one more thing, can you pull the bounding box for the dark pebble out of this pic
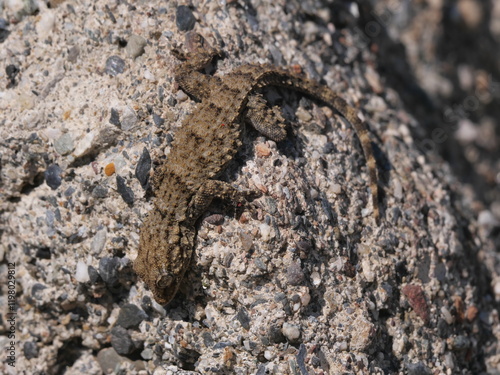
[176,6,196,31]
[109,108,121,126]
[167,95,177,107]
[111,326,135,355]
[235,307,251,330]
[152,112,164,126]
[67,45,80,63]
[116,304,148,329]
[98,257,120,286]
[44,164,63,190]
[105,55,125,76]
[135,148,151,190]
[286,262,305,286]
[6,64,19,87]
[31,283,47,300]
[88,265,102,284]
[202,332,214,347]
[323,141,336,154]
[116,175,134,205]
[296,344,308,375]
[35,246,51,259]
[63,186,75,197]
[268,324,286,344]
[0,18,10,43]
[23,341,39,359]
[92,185,108,199]
[296,240,312,252]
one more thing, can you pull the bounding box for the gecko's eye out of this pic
[156,273,173,289]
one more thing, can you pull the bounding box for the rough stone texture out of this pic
[0,1,499,374]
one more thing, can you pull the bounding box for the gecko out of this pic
[134,32,379,305]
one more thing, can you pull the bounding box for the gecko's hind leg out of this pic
[245,93,288,142]
[185,180,261,225]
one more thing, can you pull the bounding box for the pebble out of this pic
[152,112,164,126]
[120,106,138,131]
[135,147,151,190]
[176,5,196,31]
[44,164,62,190]
[36,9,56,38]
[268,324,286,344]
[87,265,102,284]
[0,18,9,43]
[104,163,115,176]
[116,175,135,205]
[54,133,74,155]
[204,214,224,225]
[23,341,38,360]
[105,55,125,76]
[91,228,107,254]
[109,108,121,127]
[126,34,147,58]
[236,307,251,330]
[281,323,300,342]
[141,348,154,360]
[73,130,96,157]
[75,260,90,282]
[402,284,430,324]
[286,262,305,286]
[296,107,312,122]
[255,143,271,157]
[92,185,108,199]
[97,348,133,373]
[98,257,120,286]
[6,64,19,87]
[259,223,272,241]
[116,304,148,329]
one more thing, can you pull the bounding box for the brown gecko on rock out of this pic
[134,32,380,305]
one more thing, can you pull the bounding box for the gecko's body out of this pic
[134,33,379,304]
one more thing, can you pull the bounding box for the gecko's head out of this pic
[134,209,195,305]
[133,258,185,306]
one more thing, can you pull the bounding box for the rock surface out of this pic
[1,1,499,374]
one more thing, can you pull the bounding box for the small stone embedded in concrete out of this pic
[236,307,251,330]
[286,262,305,286]
[91,228,107,254]
[120,106,138,131]
[98,257,120,286]
[116,175,134,205]
[109,108,121,127]
[44,164,63,190]
[75,260,90,282]
[176,5,196,31]
[54,133,74,155]
[402,284,430,324]
[23,341,39,360]
[135,147,151,190]
[116,304,148,329]
[126,34,147,58]
[281,322,301,342]
[6,64,20,87]
[92,185,108,198]
[152,112,164,126]
[105,55,125,76]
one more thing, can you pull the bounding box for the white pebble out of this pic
[75,260,90,283]
[259,224,272,242]
[282,323,300,341]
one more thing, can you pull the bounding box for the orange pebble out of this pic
[104,163,115,176]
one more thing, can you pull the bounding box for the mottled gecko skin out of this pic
[134,33,379,305]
